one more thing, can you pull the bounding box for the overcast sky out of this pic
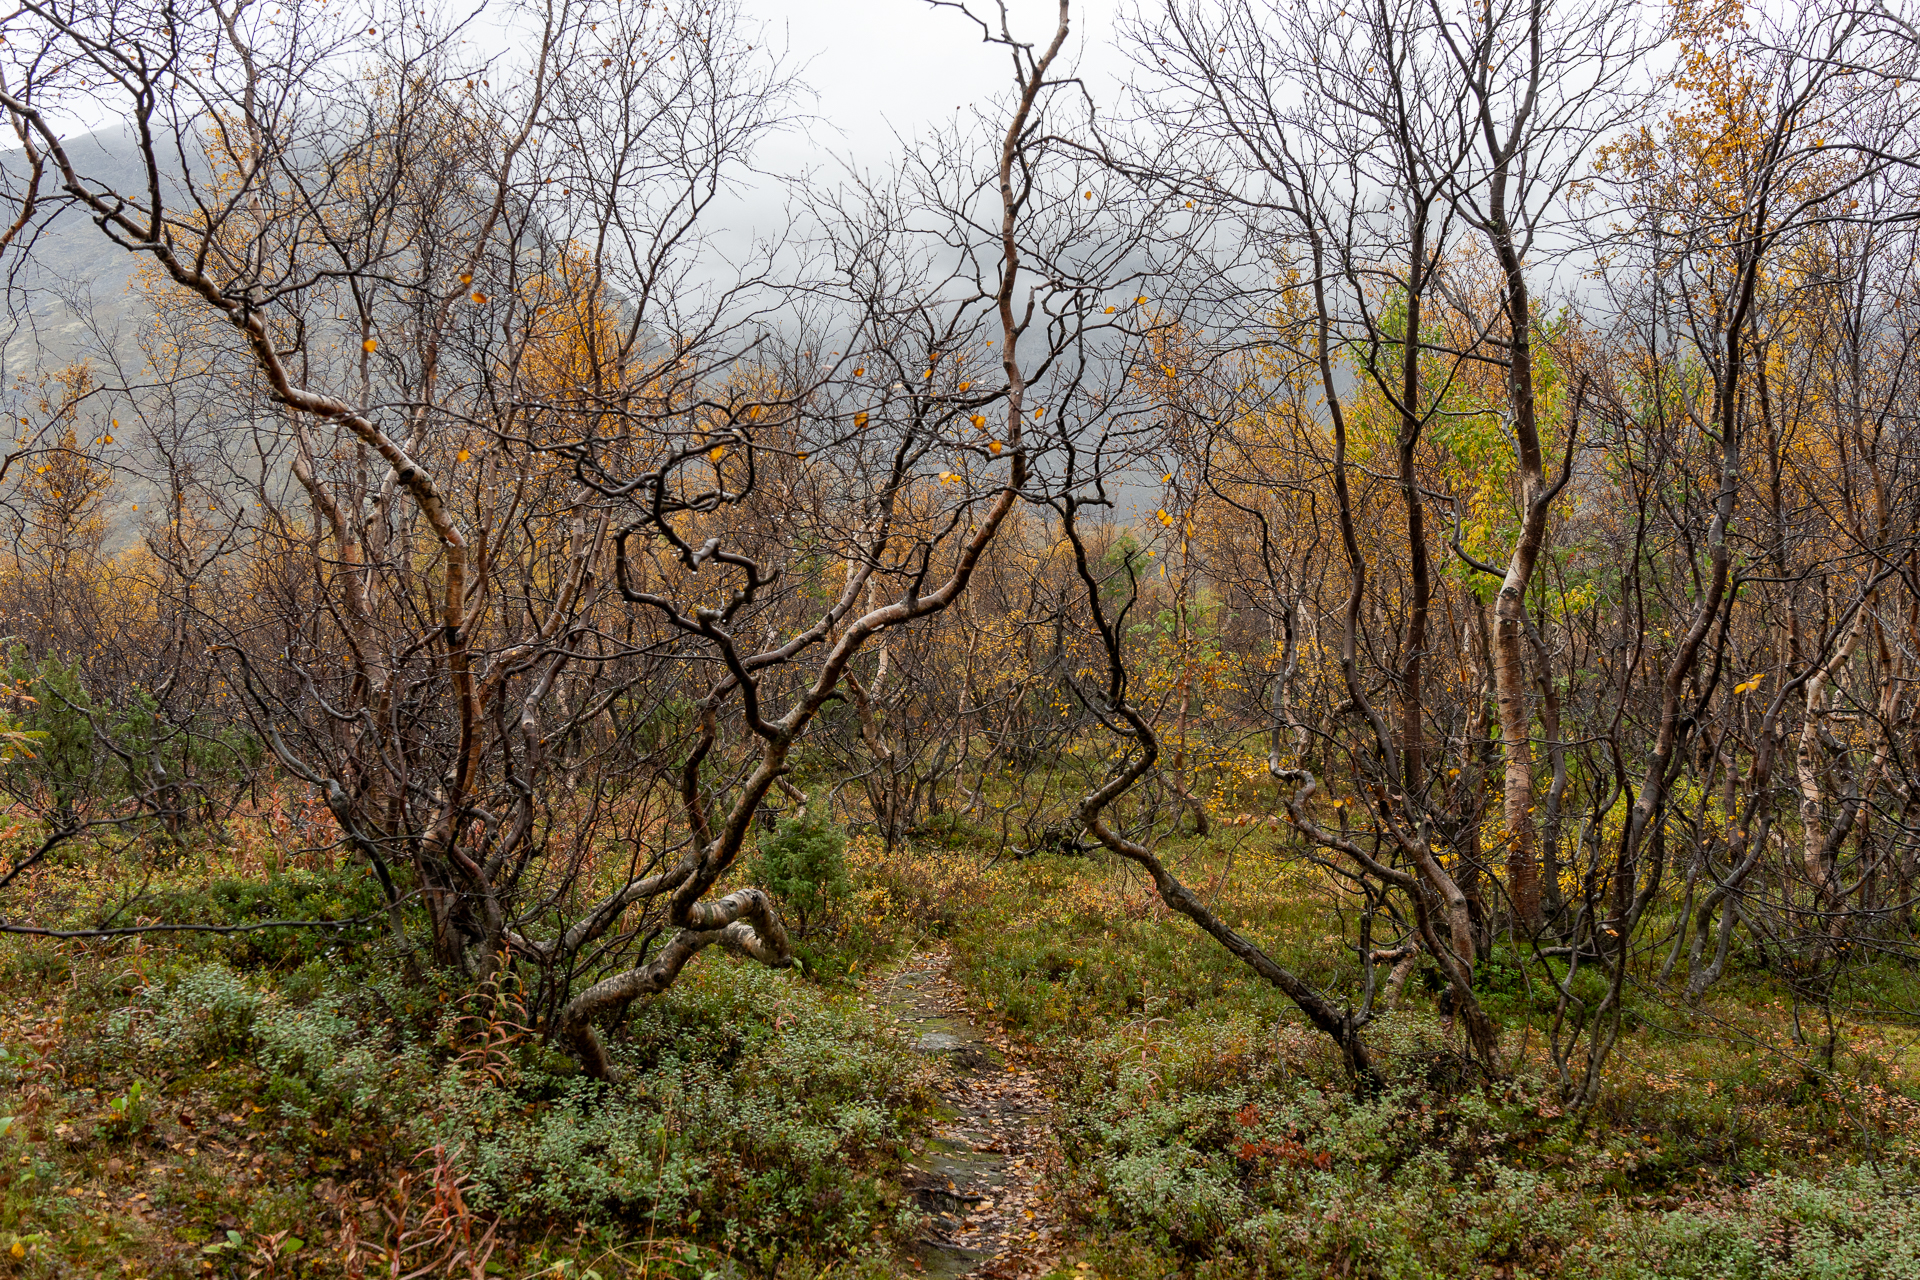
[747,0,1128,180]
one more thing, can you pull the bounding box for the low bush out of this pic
[751,803,851,938]
[429,957,934,1271]
[1054,1010,1920,1277]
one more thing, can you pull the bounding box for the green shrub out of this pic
[0,648,263,841]
[106,960,425,1125]
[752,803,850,937]
[431,959,930,1268]
[254,994,394,1120]
[115,962,262,1060]
[108,686,264,820]
[3,649,99,830]
[134,868,387,967]
[1572,1168,1920,1278]
[1049,1007,1920,1278]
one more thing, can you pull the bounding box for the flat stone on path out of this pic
[915,1030,969,1054]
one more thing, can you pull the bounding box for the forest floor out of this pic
[6,822,1920,1278]
[870,947,1067,1278]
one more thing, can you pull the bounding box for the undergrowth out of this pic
[7,816,1920,1278]
[862,834,1920,1279]
[0,831,933,1279]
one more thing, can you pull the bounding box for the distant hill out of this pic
[0,128,151,376]
[0,130,168,546]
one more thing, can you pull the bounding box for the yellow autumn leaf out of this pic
[989,440,1003,455]
[959,381,971,391]
[853,366,865,376]
[854,411,869,428]
[971,414,986,429]
[362,338,378,353]
[1104,306,1116,313]
[709,445,726,463]
[457,449,470,462]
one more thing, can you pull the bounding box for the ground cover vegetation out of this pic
[1,0,1919,1273]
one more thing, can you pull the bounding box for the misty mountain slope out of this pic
[0,128,153,377]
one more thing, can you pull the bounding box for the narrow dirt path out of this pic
[869,947,1069,1278]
